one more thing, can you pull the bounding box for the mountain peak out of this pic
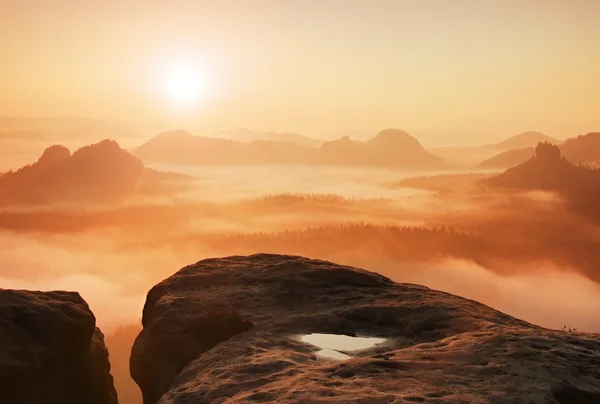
[36,145,71,168]
[493,131,558,150]
[368,129,423,149]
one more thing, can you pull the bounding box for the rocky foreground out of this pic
[0,289,117,404]
[131,254,600,404]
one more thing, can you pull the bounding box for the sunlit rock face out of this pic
[131,254,600,404]
[0,289,117,404]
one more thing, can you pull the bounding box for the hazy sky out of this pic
[1,0,599,144]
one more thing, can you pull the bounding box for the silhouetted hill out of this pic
[135,130,313,165]
[485,143,590,190]
[317,130,377,141]
[0,289,117,404]
[485,142,600,220]
[319,129,446,168]
[479,132,600,169]
[478,147,535,169]
[131,254,600,404]
[216,128,323,147]
[135,129,446,169]
[0,139,187,205]
[561,132,600,165]
[489,131,558,150]
[428,132,556,168]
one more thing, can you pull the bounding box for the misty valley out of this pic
[1,126,600,403]
[3,2,600,402]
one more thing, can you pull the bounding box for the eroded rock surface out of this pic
[0,289,117,404]
[131,254,600,404]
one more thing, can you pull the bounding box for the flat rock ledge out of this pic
[131,254,600,404]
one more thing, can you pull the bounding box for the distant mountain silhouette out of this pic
[561,132,600,165]
[0,139,186,205]
[485,143,589,190]
[316,130,377,141]
[488,131,558,150]
[478,147,535,169]
[135,130,314,165]
[423,131,557,169]
[135,128,446,169]
[319,129,446,168]
[216,128,323,148]
[479,132,600,169]
[485,142,600,220]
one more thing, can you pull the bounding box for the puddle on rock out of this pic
[300,333,386,360]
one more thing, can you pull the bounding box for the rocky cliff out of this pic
[0,289,118,404]
[131,254,600,404]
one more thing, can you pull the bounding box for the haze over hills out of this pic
[215,128,323,148]
[0,116,142,145]
[487,131,559,150]
[485,142,600,221]
[480,132,600,169]
[134,130,315,165]
[0,139,187,206]
[135,128,447,169]
[0,117,151,171]
[478,147,536,169]
[3,1,600,402]
[319,129,445,168]
[485,142,592,190]
[427,131,560,168]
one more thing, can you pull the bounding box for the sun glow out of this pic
[163,65,206,104]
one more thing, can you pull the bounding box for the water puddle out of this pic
[301,333,386,360]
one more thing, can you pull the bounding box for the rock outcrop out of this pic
[0,289,118,404]
[131,254,600,404]
[480,132,600,170]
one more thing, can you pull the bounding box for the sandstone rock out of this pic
[131,254,600,404]
[0,289,118,404]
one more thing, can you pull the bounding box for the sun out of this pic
[163,65,205,104]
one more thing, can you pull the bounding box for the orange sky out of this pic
[1,0,599,144]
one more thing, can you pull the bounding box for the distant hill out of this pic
[478,147,535,169]
[135,128,446,169]
[0,139,187,205]
[134,130,314,165]
[489,131,559,150]
[316,130,377,141]
[426,131,557,168]
[561,132,600,165]
[319,129,446,168]
[216,128,323,148]
[484,143,591,191]
[479,132,600,170]
[484,142,600,220]
[427,146,497,168]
